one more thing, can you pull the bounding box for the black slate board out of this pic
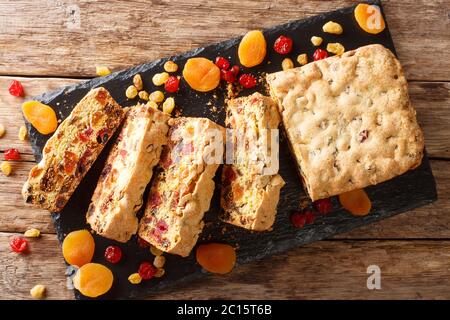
[25,0,437,299]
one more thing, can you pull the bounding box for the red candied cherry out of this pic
[164,76,180,93]
[290,211,306,228]
[221,69,236,83]
[215,56,230,70]
[238,73,257,89]
[138,262,157,280]
[4,148,21,161]
[230,65,240,76]
[273,35,293,54]
[10,237,28,253]
[137,237,150,248]
[8,80,25,97]
[104,245,122,264]
[313,48,328,61]
[314,198,332,214]
[304,210,316,224]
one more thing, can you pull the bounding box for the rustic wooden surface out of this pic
[0,0,449,300]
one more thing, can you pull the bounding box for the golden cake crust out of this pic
[267,44,424,201]
[87,104,170,242]
[138,117,225,257]
[220,93,285,231]
[22,87,125,212]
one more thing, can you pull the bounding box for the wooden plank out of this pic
[2,232,450,299]
[0,0,448,80]
[0,158,448,238]
[1,77,449,158]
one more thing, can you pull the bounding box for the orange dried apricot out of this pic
[73,263,113,298]
[62,229,95,267]
[238,30,267,68]
[22,101,58,135]
[196,243,236,274]
[182,57,220,92]
[354,4,385,35]
[338,188,372,216]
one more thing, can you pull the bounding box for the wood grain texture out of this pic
[2,232,450,299]
[0,0,448,80]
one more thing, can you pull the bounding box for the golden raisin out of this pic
[238,30,267,68]
[153,255,166,268]
[164,61,178,73]
[182,57,220,92]
[24,228,40,238]
[146,101,159,110]
[125,85,138,99]
[162,97,175,114]
[19,125,27,141]
[133,74,143,91]
[128,273,142,284]
[311,36,323,46]
[0,124,5,138]
[323,21,343,34]
[152,72,169,86]
[196,243,236,274]
[22,101,58,135]
[282,58,294,71]
[150,245,163,256]
[73,263,113,298]
[154,268,165,278]
[149,91,164,103]
[327,43,345,55]
[30,284,46,299]
[339,189,372,216]
[138,90,149,101]
[62,230,95,267]
[96,66,111,77]
[297,54,308,66]
[1,161,12,176]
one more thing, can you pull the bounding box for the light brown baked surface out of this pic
[220,92,285,231]
[87,104,170,243]
[22,87,125,212]
[138,117,225,257]
[267,44,424,201]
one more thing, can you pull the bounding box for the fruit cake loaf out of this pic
[266,44,424,201]
[86,104,170,242]
[138,117,225,257]
[220,92,285,231]
[22,87,125,212]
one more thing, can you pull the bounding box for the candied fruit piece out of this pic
[238,30,267,67]
[183,57,220,92]
[339,189,372,216]
[73,263,113,298]
[354,4,386,35]
[22,101,58,135]
[196,243,236,274]
[62,230,95,267]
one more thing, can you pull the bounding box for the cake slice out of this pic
[266,44,424,201]
[22,87,125,212]
[138,117,225,257]
[220,92,285,231]
[86,104,170,242]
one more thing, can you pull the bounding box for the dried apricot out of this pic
[22,101,58,135]
[238,30,267,67]
[338,189,372,216]
[62,230,95,267]
[182,57,220,92]
[354,4,385,35]
[196,243,236,274]
[73,263,113,298]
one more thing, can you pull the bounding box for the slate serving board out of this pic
[25,0,437,299]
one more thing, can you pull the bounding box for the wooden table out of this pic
[0,0,449,300]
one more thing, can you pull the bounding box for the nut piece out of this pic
[30,284,46,299]
[1,161,11,176]
[164,61,178,73]
[327,42,345,55]
[311,36,323,46]
[0,124,5,138]
[162,97,175,115]
[152,72,169,86]
[297,54,308,66]
[149,91,164,103]
[19,125,28,141]
[150,245,163,256]
[128,273,142,284]
[154,268,165,278]
[138,90,149,101]
[96,66,111,77]
[153,255,166,268]
[24,228,40,238]
[125,85,138,99]
[146,101,159,110]
[133,74,144,91]
[281,58,294,71]
[323,21,343,34]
